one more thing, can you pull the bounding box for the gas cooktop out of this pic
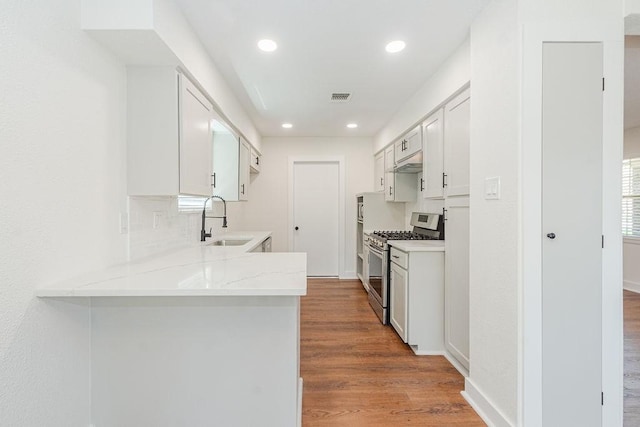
[371,231,439,241]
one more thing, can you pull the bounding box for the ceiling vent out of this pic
[330,92,352,102]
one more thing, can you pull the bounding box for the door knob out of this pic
[547,233,556,239]
[295,226,299,231]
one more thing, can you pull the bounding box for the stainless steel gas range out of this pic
[365,212,445,324]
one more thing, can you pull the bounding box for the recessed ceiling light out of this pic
[258,39,278,52]
[385,40,406,53]
[347,123,358,129]
[282,123,293,129]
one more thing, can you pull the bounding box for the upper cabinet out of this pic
[385,145,415,202]
[443,89,470,197]
[239,137,250,201]
[423,109,445,198]
[250,147,261,174]
[211,120,251,202]
[394,126,422,164]
[374,151,385,192]
[423,88,470,199]
[127,67,213,196]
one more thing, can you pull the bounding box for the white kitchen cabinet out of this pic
[444,197,470,370]
[388,245,445,354]
[250,147,261,174]
[422,109,445,199]
[239,137,250,201]
[422,88,470,199]
[374,151,385,192]
[394,126,422,163]
[384,145,415,202]
[443,88,470,197]
[390,259,409,342]
[127,67,213,196]
[212,122,251,201]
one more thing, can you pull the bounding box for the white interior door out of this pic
[293,162,339,276]
[542,42,603,426]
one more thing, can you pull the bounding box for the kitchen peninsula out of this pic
[37,232,306,427]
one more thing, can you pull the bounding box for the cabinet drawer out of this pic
[390,247,408,269]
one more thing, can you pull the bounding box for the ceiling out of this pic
[174,0,490,138]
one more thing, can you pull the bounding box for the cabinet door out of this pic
[179,75,213,196]
[384,146,395,201]
[385,172,395,201]
[250,147,261,174]
[423,109,444,199]
[395,127,421,163]
[404,126,422,157]
[444,89,470,197]
[212,119,240,200]
[374,151,385,192]
[239,138,250,201]
[444,197,470,369]
[390,261,408,342]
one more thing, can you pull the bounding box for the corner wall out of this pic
[467,0,520,424]
[0,1,128,424]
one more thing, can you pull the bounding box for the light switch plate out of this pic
[485,176,501,200]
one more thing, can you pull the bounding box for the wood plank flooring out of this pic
[300,279,485,426]
[625,290,640,426]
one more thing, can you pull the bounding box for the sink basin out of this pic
[208,239,251,247]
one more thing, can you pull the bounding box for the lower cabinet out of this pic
[389,246,445,353]
[390,260,408,341]
[444,197,470,370]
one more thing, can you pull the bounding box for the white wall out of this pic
[236,137,373,278]
[374,39,471,154]
[467,1,520,425]
[0,1,128,425]
[624,126,640,292]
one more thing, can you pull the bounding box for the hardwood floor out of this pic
[300,279,485,426]
[625,290,640,426]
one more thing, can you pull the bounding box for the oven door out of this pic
[367,243,388,324]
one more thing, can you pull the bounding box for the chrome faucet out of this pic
[201,195,227,241]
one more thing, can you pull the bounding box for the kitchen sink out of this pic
[208,239,251,246]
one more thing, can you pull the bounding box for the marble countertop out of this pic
[388,240,445,252]
[36,232,307,298]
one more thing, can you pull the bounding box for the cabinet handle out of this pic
[443,207,448,221]
[420,178,424,191]
[442,172,447,188]
[241,184,245,195]
[212,173,216,188]
[389,186,392,196]
[256,156,259,165]
[380,177,384,186]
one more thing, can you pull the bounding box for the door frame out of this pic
[288,156,346,277]
[521,24,623,426]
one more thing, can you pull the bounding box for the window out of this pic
[178,195,209,212]
[622,158,640,237]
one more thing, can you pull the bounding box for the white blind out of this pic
[622,158,640,237]
[178,195,209,212]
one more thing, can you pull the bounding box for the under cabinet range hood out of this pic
[394,151,423,173]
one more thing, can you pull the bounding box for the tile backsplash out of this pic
[128,196,228,261]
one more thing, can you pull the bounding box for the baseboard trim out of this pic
[624,280,640,293]
[340,272,358,280]
[444,351,469,377]
[462,377,513,427]
[297,377,303,427]
[410,348,445,356]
